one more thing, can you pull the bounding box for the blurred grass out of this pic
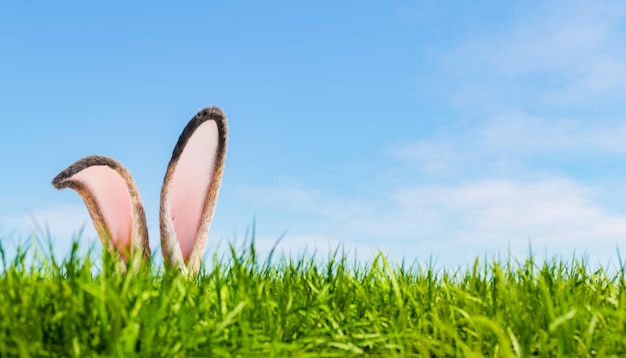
[1,236,626,357]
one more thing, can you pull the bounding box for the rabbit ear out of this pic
[52,155,150,262]
[160,107,227,273]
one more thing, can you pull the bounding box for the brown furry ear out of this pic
[52,155,150,263]
[159,106,227,273]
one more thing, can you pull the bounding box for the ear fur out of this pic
[52,155,150,262]
[52,106,227,273]
[159,106,228,273]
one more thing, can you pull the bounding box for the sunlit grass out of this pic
[1,236,626,357]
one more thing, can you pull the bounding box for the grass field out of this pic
[1,237,626,357]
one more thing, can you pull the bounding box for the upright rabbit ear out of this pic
[160,107,227,273]
[52,155,150,262]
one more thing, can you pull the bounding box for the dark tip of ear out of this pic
[198,106,225,119]
[51,174,65,189]
[169,106,227,163]
[51,155,120,189]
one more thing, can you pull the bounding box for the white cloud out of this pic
[4,205,97,240]
[441,0,626,108]
[237,174,626,269]
[457,2,622,73]
[479,111,626,155]
[0,205,99,259]
[237,186,377,222]
[545,57,626,102]
[392,110,626,182]
[392,140,459,175]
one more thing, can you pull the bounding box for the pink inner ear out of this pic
[169,121,219,261]
[73,166,133,251]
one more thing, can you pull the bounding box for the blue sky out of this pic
[2,1,626,269]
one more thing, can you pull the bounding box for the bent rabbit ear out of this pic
[52,155,150,262]
[160,107,227,273]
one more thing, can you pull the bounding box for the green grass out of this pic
[1,237,626,357]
